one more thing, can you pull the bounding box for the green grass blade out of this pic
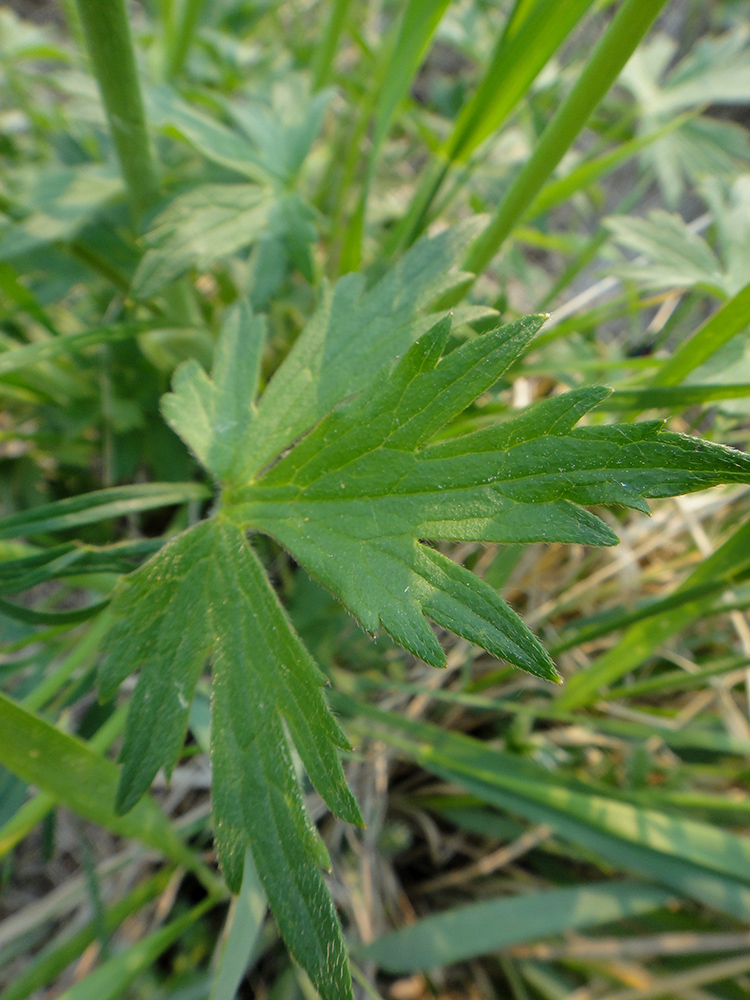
[597,384,750,409]
[1,869,174,1000]
[550,573,750,655]
[23,615,110,712]
[650,280,750,387]
[348,673,750,759]
[57,896,217,1000]
[604,654,750,701]
[0,597,109,626]
[164,0,204,80]
[0,322,149,377]
[72,0,159,220]
[394,0,596,250]
[464,0,669,278]
[446,0,597,165]
[339,0,450,270]
[527,111,696,220]
[359,882,671,972]
[0,482,210,540]
[371,0,451,158]
[0,703,126,860]
[342,698,750,921]
[0,691,220,891]
[210,848,267,1000]
[311,0,353,91]
[0,539,163,594]
[556,517,750,709]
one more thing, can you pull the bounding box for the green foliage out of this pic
[360,881,672,972]
[2,1,750,999]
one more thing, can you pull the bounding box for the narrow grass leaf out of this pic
[445,0,596,164]
[57,897,217,1000]
[0,539,163,593]
[0,692,209,882]
[0,322,148,377]
[396,0,596,247]
[464,0,669,277]
[0,597,109,625]
[650,279,750,386]
[210,848,267,1000]
[0,482,210,540]
[0,702,125,860]
[343,699,750,920]
[598,384,750,409]
[1,869,173,1000]
[371,0,450,157]
[360,882,672,972]
[557,517,750,709]
[528,112,696,219]
[311,0,353,90]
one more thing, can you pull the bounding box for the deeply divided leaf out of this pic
[224,314,750,677]
[209,519,359,1000]
[99,223,750,999]
[99,516,360,1000]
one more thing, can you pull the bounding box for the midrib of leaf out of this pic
[230,417,750,514]
[209,519,357,1000]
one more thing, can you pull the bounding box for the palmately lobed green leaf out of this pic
[224,313,750,678]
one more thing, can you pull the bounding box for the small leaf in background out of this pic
[132,185,275,298]
[146,85,278,183]
[228,76,332,183]
[701,174,750,297]
[605,211,727,296]
[620,28,750,205]
[0,164,123,260]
